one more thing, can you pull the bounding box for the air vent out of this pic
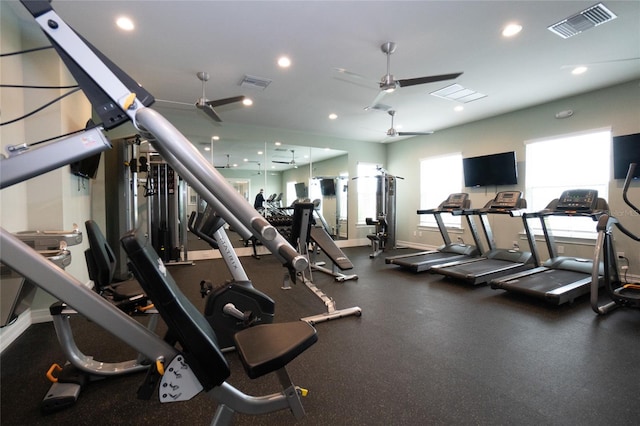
[548,3,617,39]
[240,75,272,90]
[430,84,486,104]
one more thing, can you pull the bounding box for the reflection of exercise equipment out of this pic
[188,204,275,349]
[591,163,640,314]
[431,191,536,285]
[282,203,362,324]
[365,168,400,258]
[385,193,484,272]
[491,189,609,305]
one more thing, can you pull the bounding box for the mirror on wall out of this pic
[186,144,349,251]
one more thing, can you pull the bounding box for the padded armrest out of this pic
[234,322,317,379]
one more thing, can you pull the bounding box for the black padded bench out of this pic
[120,230,317,394]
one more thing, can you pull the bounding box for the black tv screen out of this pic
[320,178,336,196]
[70,153,101,179]
[294,182,308,198]
[613,133,640,179]
[463,151,517,187]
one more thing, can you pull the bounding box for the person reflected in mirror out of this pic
[254,188,265,213]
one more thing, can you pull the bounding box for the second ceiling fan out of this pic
[385,110,433,138]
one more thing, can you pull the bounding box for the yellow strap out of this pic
[46,363,63,383]
[156,359,165,376]
[122,92,137,110]
[138,303,155,312]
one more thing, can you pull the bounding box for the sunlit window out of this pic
[525,129,610,238]
[419,153,463,228]
[357,163,380,224]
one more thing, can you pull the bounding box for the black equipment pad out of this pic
[121,231,230,390]
[233,322,317,379]
[309,227,353,270]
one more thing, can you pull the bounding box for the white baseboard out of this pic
[0,308,52,354]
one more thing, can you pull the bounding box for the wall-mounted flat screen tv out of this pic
[320,178,336,196]
[463,151,517,187]
[294,182,308,198]
[612,133,640,179]
[70,152,101,179]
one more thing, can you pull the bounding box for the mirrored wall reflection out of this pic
[186,146,349,251]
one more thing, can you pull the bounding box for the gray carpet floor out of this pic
[1,246,639,425]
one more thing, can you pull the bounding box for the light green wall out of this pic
[389,79,640,275]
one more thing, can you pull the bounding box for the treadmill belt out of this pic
[442,259,515,276]
[498,269,589,294]
[393,252,467,272]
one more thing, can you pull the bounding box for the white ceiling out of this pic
[10,1,640,171]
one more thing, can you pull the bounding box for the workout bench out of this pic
[121,230,318,423]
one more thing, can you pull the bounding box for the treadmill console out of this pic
[556,189,598,211]
[491,191,522,209]
[441,193,469,210]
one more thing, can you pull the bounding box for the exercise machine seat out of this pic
[234,321,317,379]
[121,231,230,390]
[84,220,142,301]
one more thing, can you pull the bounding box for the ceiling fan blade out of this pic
[196,103,222,122]
[366,90,389,110]
[397,72,463,88]
[206,95,246,108]
[561,57,640,68]
[397,131,434,136]
[272,160,290,164]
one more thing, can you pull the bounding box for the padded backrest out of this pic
[84,220,116,290]
[120,230,230,390]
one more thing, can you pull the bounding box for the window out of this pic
[286,181,297,206]
[525,128,610,239]
[356,163,380,224]
[419,153,463,228]
[338,173,348,221]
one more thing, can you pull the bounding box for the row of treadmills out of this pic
[386,190,607,305]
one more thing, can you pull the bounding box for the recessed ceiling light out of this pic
[204,146,211,151]
[116,16,135,31]
[572,66,588,75]
[258,151,263,155]
[242,98,253,106]
[275,141,281,146]
[277,56,291,68]
[212,135,220,141]
[454,105,464,112]
[502,23,522,37]
[328,113,338,120]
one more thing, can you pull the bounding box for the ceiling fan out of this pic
[215,154,235,169]
[157,72,248,123]
[272,150,299,168]
[385,110,434,137]
[337,42,463,108]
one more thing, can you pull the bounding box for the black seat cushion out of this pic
[234,321,317,379]
[121,230,230,390]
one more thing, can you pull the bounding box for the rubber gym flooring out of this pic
[1,246,639,425]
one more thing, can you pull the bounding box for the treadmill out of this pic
[385,193,484,272]
[430,191,536,285]
[491,189,608,305]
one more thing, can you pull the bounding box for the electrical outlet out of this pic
[557,245,564,254]
[617,252,625,258]
[418,231,423,237]
[413,230,417,236]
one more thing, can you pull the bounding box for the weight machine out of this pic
[364,167,400,258]
[1,2,317,423]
